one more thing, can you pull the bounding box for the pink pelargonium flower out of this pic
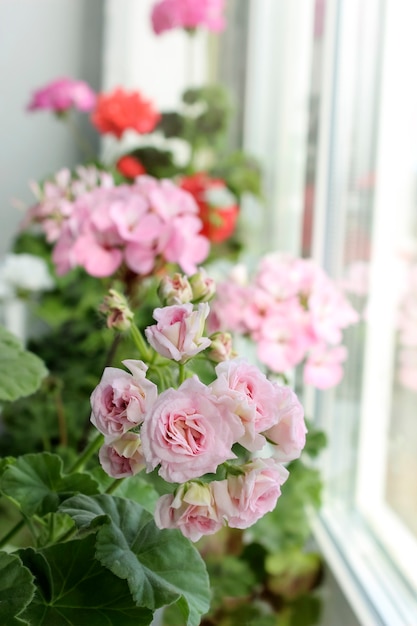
[151,0,225,35]
[155,482,224,542]
[50,177,210,279]
[145,302,211,363]
[210,358,296,451]
[90,359,158,439]
[99,432,145,478]
[140,376,244,483]
[303,344,348,390]
[27,77,96,113]
[264,388,307,462]
[214,458,289,529]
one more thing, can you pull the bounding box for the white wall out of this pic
[0,0,103,256]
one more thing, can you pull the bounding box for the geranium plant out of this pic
[0,266,308,625]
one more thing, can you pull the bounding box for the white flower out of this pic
[0,253,54,297]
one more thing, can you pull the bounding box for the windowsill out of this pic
[312,507,417,626]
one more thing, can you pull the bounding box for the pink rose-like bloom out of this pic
[303,344,348,390]
[151,0,225,35]
[27,77,96,113]
[215,458,289,529]
[140,376,244,483]
[99,432,145,478]
[210,358,291,451]
[90,359,158,439]
[264,388,307,462]
[145,302,211,363]
[155,482,224,541]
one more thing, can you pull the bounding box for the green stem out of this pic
[105,478,125,495]
[68,431,104,474]
[178,363,186,385]
[0,518,25,549]
[130,324,153,362]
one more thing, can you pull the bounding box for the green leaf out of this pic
[0,326,47,402]
[0,552,35,625]
[303,421,327,458]
[18,537,153,625]
[1,452,100,517]
[60,494,210,626]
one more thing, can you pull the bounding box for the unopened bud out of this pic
[99,289,134,331]
[157,273,193,305]
[207,331,236,362]
[189,268,216,303]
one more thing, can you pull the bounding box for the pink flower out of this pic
[303,344,348,390]
[90,359,158,439]
[215,458,289,529]
[48,177,210,279]
[27,77,96,113]
[145,303,211,363]
[255,303,312,373]
[140,376,244,483]
[397,348,417,391]
[264,389,307,462]
[151,0,225,35]
[99,432,145,478]
[155,482,224,541]
[210,358,290,451]
[157,273,193,306]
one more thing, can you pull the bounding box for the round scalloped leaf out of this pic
[60,494,210,626]
[0,552,35,625]
[0,325,48,402]
[18,537,153,625]
[1,452,99,517]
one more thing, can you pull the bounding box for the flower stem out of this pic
[68,431,103,474]
[178,363,186,385]
[130,324,153,362]
[0,518,25,549]
[105,478,125,494]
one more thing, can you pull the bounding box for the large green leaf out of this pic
[0,552,35,625]
[60,494,210,626]
[0,325,47,402]
[1,452,99,517]
[18,537,153,625]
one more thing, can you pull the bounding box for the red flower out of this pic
[91,88,160,138]
[116,155,146,179]
[180,173,239,243]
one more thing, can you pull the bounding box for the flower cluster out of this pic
[22,165,114,244]
[91,87,161,138]
[26,173,210,279]
[209,252,359,389]
[90,274,306,542]
[27,77,97,113]
[151,0,226,35]
[0,253,54,300]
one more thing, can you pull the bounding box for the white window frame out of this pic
[310,0,417,622]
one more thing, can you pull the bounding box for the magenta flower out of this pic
[27,77,96,113]
[151,0,226,35]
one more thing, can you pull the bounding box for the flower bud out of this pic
[157,273,193,305]
[207,331,236,362]
[99,289,134,331]
[189,268,216,303]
